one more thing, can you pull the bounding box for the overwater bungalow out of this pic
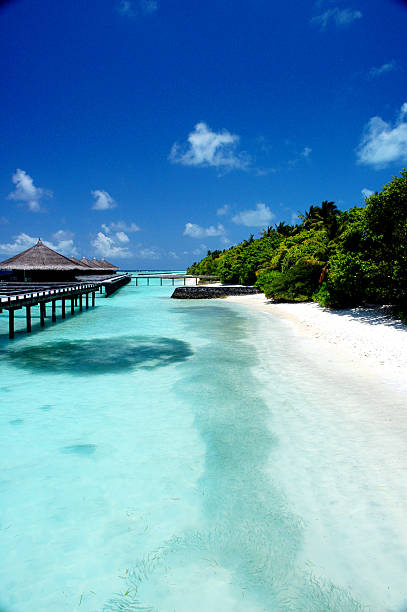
[90,258,119,273]
[0,239,119,281]
[78,257,118,275]
[98,258,119,271]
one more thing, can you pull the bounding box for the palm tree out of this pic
[300,201,339,238]
[260,226,274,237]
[275,221,293,237]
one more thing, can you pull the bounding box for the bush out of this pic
[257,259,322,302]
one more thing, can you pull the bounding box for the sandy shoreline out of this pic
[225,293,407,394]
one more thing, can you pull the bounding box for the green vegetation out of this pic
[187,169,407,316]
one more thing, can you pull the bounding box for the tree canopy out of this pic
[187,169,407,318]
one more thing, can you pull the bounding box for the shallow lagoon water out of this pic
[1,281,407,611]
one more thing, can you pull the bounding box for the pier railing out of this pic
[130,275,219,286]
[0,282,100,339]
[103,274,132,296]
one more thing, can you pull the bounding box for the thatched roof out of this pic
[89,258,108,269]
[89,258,119,271]
[80,257,106,271]
[80,257,93,266]
[0,239,120,273]
[99,258,119,270]
[71,257,93,269]
[0,239,87,271]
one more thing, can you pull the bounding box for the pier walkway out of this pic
[130,274,219,286]
[0,274,131,339]
[0,281,99,339]
[76,273,131,296]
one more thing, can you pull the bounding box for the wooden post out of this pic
[100,286,103,294]
[52,300,56,322]
[147,278,149,286]
[184,277,186,285]
[71,298,75,315]
[136,277,138,286]
[79,294,83,312]
[160,277,163,286]
[40,302,46,327]
[195,277,198,285]
[74,296,78,306]
[26,306,31,333]
[62,298,66,319]
[92,291,95,307]
[9,309,15,339]
[85,292,89,309]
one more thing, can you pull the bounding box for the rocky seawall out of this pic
[171,286,261,299]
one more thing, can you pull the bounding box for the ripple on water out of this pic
[61,444,97,455]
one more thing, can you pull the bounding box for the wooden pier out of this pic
[102,274,132,296]
[0,281,99,339]
[75,273,131,296]
[0,274,132,339]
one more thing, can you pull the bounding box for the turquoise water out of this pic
[1,280,407,611]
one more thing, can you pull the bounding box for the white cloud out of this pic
[136,246,160,259]
[232,203,274,227]
[7,169,52,212]
[0,233,38,256]
[0,231,78,257]
[192,244,207,256]
[91,190,116,210]
[356,103,407,167]
[216,204,230,216]
[118,0,158,16]
[312,7,362,29]
[116,231,130,243]
[92,232,131,258]
[167,251,179,260]
[301,146,312,158]
[368,61,397,79]
[183,222,226,238]
[118,0,134,15]
[169,122,250,171]
[362,188,374,199]
[48,230,79,256]
[101,220,140,233]
[254,167,277,176]
[140,0,158,14]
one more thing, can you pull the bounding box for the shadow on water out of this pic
[61,444,97,455]
[6,335,193,375]
[9,419,24,425]
[104,302,364,612]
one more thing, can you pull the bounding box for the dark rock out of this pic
[171,286,261,299]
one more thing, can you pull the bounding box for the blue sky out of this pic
[0,0,406,268]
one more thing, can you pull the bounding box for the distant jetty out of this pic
[171,285,261,299]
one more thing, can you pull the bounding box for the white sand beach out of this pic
[226,293,407,394]
[224,293,407,609]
